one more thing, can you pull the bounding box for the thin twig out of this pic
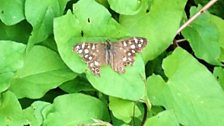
[175,39,186,44]
[131,104,136,126]
[141,103,148,126]
[139,75,151,126]
[176,0,218,35]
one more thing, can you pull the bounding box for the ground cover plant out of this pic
[0,0,224,125]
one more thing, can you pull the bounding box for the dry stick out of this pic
[175,39,186,43]
[174,0,218,45]
[176,0,218,35]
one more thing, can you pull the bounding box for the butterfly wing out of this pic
[110,37,147,73]
[73,42,106,76]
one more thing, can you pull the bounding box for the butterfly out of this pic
[73,37,147,76]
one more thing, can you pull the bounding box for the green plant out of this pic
[0,0,224,126]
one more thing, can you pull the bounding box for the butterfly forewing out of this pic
[73,42,107,75]
[111,37,147,73]
[73,37,147,76]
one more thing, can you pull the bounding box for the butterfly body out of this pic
[73,37,147,76]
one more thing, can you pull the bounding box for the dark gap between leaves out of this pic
[64,0,79,14]
[19,88,66,109]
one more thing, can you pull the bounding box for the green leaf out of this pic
[9,45,76,98]
[59,76,95,93]
[146,74,166,105]
[109,97,141,123]
[0,40,26,93]
[210,14,224,62]
[148,47,224,126]
[119,0,187,62]
[144,110,179,126]
[87,55,145,100]
[23,101,50,126]
[0,21,31,44]
[0,91,26,126]
[54,0,146,101]
[42,93,109,126]
[182,6,221,65]
[108,0,142,15]
[0,0,25,25]
[213,67,224,90]
[25,0,67,45]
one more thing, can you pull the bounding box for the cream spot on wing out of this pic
[75,45,80,50]
[138,44,142,47]
[81,43,85,48]
[140,39,144,43]
[90,63,94,67]
[92,44,95,50]
[128,52,131,56]
[94,61,99,66]
[130,45,135,49]
[123,57,127,61]
[84,49,89,53]
[78,49,83,53]
[87,45,90,48]
[131,50,135,53]
[134,38,138,43]
[84,55,88,58]
[123,41,127,47]
[96,50,99,52]
[89,56,93,60]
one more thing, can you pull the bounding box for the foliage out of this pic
[0,0,224,125]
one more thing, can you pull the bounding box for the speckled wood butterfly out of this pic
[73,37,147,76]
